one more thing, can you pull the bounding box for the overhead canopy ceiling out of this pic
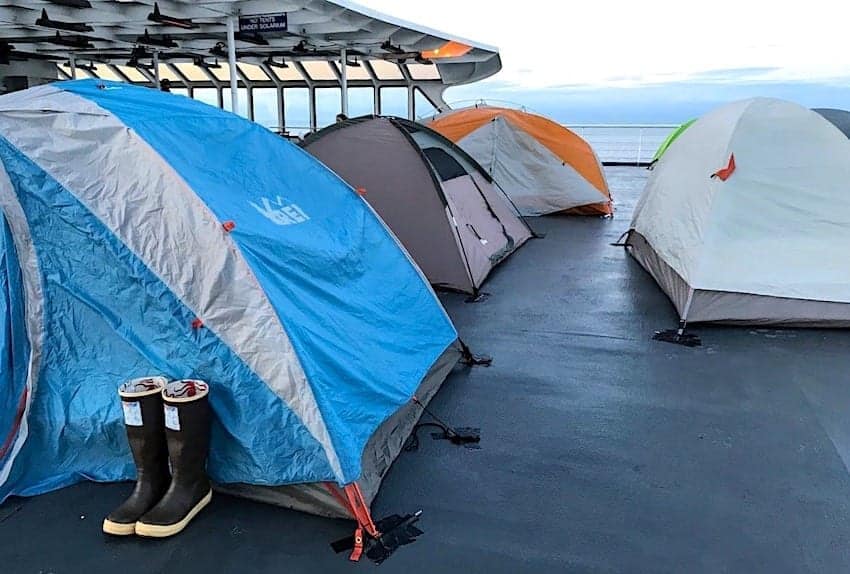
[0,0,502,87]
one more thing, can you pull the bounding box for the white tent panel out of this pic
[632,97,850,307]
[460,117,607,216]
[632,98,760,286]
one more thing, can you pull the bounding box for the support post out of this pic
[340,48,349,117]
[309,86,317,132]
[277,87,285,132]
[152,51,160,84]
[226,15,239,114]
[69,54,76,79]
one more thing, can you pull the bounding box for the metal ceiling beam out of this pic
[2,0,502,88]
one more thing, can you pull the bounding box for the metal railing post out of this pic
[636,128,644,166]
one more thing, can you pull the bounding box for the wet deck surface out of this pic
[5,167,850,573]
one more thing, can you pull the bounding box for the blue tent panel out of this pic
[0,135,334,501]
[0,211,29,472]
[61,80,458,482]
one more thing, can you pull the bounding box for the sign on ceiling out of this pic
[238,13,288,33]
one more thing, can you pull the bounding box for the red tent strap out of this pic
[343,483,380,538]
[324,482,381,562]
[323,482,351,512]
[349,527,364,561]
[712,153,736,181]
[0,387,28,460]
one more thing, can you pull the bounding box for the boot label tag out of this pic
[164,405,181,431]
[122,402,143,427]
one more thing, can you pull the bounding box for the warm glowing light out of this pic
[421,41,471,60]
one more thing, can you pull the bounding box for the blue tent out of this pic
[0,80,460,517]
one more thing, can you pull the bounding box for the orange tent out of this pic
[429,106,612,216]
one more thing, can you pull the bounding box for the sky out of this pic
[359,0,850,123]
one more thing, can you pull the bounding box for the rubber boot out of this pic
[102,376,170,536]
[135,380,212,538]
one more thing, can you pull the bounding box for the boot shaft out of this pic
[162,380,211,481]
[119,377,169,470]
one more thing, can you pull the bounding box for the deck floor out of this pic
[4,167,850,573]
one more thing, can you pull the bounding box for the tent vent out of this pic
[422,147,467,181]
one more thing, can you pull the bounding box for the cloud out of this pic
[360,0,850,88]
[686,67,782,82]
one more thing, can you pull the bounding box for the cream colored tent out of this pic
[628,97,850,325]
[429,106,611,216]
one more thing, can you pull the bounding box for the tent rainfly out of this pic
[628,97,850,325]
[0,80,462,520]
[302,116,533,295]
[650,118,696,166]
[428,106,612,216]
[813,108,850,138]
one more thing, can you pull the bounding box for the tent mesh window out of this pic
[422,147,468,182]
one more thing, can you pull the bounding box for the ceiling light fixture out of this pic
[147,3,197,30]
[263,57,289,69]
[35,9,93,32]
[136,29,178,48]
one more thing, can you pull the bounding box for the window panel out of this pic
[380,87,407,117]
[406,63,441,80]
[253,88,279,129]
[114,65,148,82]
[173,63,209,82]
[238,63,270,82]
[283,88,310,136]
[414,88,438,119]
[58,63,93,79]
[193,88,219,108]
[348,87,374,117]
[222,88,250,118]
[270,63,303,81]
[333,61,371,81]
[302,61,336,81]
[370,60,403,80]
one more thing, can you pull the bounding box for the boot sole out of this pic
[134,490,212,538]
[102,518,137,536]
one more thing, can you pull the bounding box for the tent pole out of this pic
[152,51,160,85]
[226,15,239,113]
[69,54,76,79]
[340,48,349,117]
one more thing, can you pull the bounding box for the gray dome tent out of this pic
[302,116,533,295]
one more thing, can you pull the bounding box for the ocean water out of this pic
[172,87,677,163]
[567,126,678,164]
